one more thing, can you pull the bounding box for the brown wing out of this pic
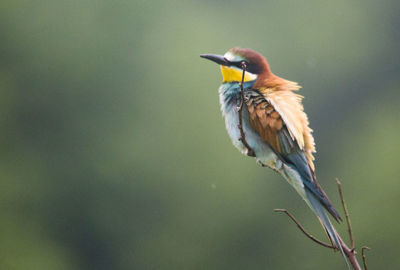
[262,87,316,171]
[245,90,284,153]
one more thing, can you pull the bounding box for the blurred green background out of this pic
[0,0,399,269]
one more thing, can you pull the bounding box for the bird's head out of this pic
[200,47,273,85]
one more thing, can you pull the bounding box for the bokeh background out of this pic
[1,0,399,269]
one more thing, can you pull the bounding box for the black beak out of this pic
[200,54,231,66]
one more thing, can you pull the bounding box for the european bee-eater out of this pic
[201,47,346,261]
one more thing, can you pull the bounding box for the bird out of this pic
[200,47,347,263]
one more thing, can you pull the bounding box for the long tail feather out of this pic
[305,189,350,269]
[280,165,349,268]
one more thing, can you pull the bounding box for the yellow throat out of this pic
[220,65,257,83]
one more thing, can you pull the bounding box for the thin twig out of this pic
[361,246,370,270]
[335,179,363,269]
[336,178,355,250]
[237,61,255,157]
[273,209,336,249]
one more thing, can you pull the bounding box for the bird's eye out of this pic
[241,61,250,67]
[233,61,249,68]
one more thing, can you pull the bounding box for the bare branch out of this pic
[274,180,369,270]
[336,178,355,250]
[337,235,362,270]
[237,61,255,157]
[273,209,336,249]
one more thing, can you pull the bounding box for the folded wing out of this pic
[245,88,341,222]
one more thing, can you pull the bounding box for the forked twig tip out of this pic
[361,246,371,270]
[336,178,342,185]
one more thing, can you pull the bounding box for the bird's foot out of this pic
[257,160,268,167]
